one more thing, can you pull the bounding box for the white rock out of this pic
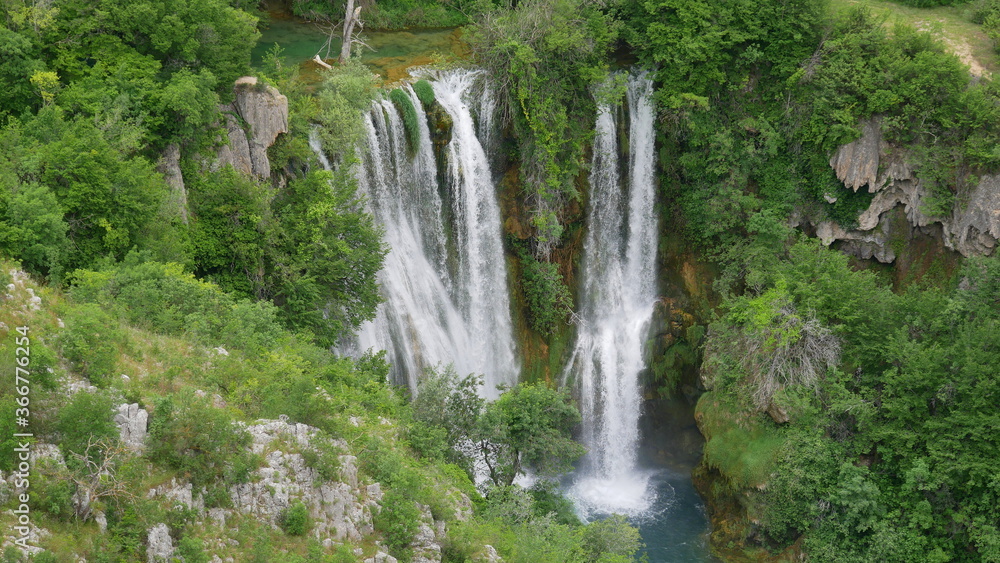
[115,403,148,452]
[146,523,174,562]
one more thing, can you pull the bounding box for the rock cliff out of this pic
[157,77,289,216]
[215,77,289,178]
[817,118,1000,260]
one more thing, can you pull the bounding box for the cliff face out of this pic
[215,76,290,178]
[816,118,1000,260]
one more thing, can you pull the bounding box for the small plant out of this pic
[279,501,312,536]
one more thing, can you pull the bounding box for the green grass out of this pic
[830,0,999,74]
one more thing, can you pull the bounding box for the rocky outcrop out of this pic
[230,419,378,542]
[819,118,1000,260]
[946,174,1000,256]
[215,77,289,178]
[146,523,174,562]
[830,118,882,192]
[115,403,148,452]
[156,143,188,224]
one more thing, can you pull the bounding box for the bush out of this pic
[60,304,125,386]
[520,251,573,337]
[374,490,421,556]
[55,391,118,465]
[279,501,312,536]
[176,536,210,563]
[146,392,257,487]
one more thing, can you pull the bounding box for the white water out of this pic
[320,71,517,397]
[565,72,659,517]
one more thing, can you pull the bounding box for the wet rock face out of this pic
[215,77,289,178]
[820,118,1000,260]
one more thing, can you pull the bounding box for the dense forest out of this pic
[1,0,999,561]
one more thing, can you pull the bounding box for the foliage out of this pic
[279,501,312,536]
[414,367,586,487]
[413,79,436,107]
[0,108,169,273]
[313,61,379,167]
[390,87,421,152]
[374,489,421,556]
[146,391,257,487]
[54,391,116,457]
[519,249,574,336]
[700,241,1000,560]
[60,304,125,386]
[470,0,617,254]
[578,514,644,563]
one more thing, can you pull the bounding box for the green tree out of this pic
[414,369,586,487]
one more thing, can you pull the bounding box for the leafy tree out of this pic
[414,368,586,487]
[0,182,69,280]
[269,168,387,345]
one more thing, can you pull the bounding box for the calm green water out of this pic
[251,15,461,77]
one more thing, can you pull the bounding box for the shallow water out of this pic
[252,14,465,81]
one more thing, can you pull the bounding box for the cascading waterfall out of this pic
[318,70,517,397]
[565,72,659,516]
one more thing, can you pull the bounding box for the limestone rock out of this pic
[156,143,188,224]
[147,478,204,513]
[410,505,443,563]
[230,419,375,542]
[115,403,148,452]
[824,118,1000,259]
[477,545,504,563]
[233,77,289,177]
[215,106,254,176]
[146,523,174,562]
[830,118,881,192]
[815,216,896,263]
[946,174,1000,256]
[766,401,790,424]
[365,553,398,563]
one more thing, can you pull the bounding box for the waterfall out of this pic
[566,72,659,517]
[319,71,518,397]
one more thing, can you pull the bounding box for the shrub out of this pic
[146,392,257,487]
[176,537,209,563]
[279,501,312,536]
[55,391,118,465]
[60,304,124,386]
[519,251,573,337]
[374,490,420,556]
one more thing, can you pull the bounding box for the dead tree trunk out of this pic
[339,0,362,64]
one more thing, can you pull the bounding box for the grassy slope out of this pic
[831,0,999,74]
